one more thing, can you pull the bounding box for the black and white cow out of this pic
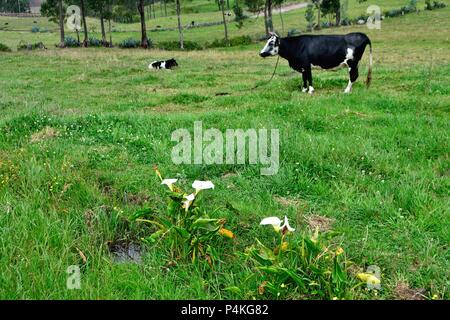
[259,32,373,94]
[149,58,179,70]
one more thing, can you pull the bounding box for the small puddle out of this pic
[108,241,143,264]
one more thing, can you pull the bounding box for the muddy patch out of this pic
[123,192,150,205]
[108,240,143,264]
[306,214,335,232]
[30,126,59,143]
[394,282,426,300]
[222,172,238,179]
[84,209,95,233]
[273,195,304,208]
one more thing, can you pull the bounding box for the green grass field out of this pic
[0,2,449,300]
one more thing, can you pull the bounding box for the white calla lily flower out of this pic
[192,180,215,194]
[260,217,283,231]
[260,216,295,233]
[182,193,196,211]
[281,216,295,232]
[161,178,178,191]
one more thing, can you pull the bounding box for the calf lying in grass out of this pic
[149,58,179,70]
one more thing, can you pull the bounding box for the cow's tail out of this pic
[365,40,373,88]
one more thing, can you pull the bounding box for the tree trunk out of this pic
[266,0,273,32]
[58,0,65,48]
[138,0,149,48]
[100,14,107,46]
[263,3,269,36]
[278,5,284,36]
[317,3,321,29]
[220,0,229,45]
[176,0,184,49]
[80,0,88,47]
[164,0,167,16]
[226,0,230,10]
[335,6,341,26]
[108,18,113,47]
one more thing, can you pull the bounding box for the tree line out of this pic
[0,0,31,13]
[38,0,352,50]
[40,0,176,48]
[40,0,245,49]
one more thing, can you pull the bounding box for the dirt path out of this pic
[251,2,308,18]
[278,2,309,13]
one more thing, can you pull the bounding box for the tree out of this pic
[265,0,274,34]
[220,0,229,45]
[79,0,89,46]
[244,0,266,17]
[162,0,167,16]
[40,0,65,47]
[244,0,267,35]
[321,0,340,26]
[87,0,113,46]
[233,0,246,29]
[305,2,315,32]
[274,0,285,35]
[312,0,322,29]
[116,0,149,48]
[175,0,183,49]
[137,0,149,48]
[58,0,65,47]
[0,0,29,13]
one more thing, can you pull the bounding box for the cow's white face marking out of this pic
[260,36,279,57]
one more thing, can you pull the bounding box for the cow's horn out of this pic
[269,31,280,37]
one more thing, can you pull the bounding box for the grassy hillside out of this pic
[0,5,449,299]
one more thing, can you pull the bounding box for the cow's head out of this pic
[259,32,280,58]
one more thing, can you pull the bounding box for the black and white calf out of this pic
[259,32,373,94]
[149,58,179,70]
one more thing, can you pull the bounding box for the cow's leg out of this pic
[344,62,359,94]
[305,67,314,94]
[302,72,308,93]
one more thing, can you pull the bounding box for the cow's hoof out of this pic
[308,86,315,94]
[343,90,352,94]
[302,87,308,93]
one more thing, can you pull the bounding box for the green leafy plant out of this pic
[305,3,315,32]
[131,166,234,263]
[233,1,247,29]
[205,36,253,48]
[156,40,202,51]
[246,217,356,299]
[88,37,103,47]
[0,43,12,52]
[17,41,47,51]
[63,36,80,48]
[425,0,446,10]
[118,38,141,48]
